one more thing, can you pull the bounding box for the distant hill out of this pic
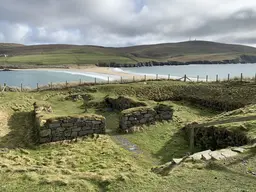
[0,41,256,66]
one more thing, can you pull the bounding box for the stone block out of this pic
[79,131,88,136]
[129,117,135,121]
[71,132,78,137]
[62,123,74,127]
[40,129,51,137]
[56,127,66,132]
[140,118,147,124]
[144,114,153,118]
[64,131,71,137]
[49,123,61,129]
[72,127,82,132]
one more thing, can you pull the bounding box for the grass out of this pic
[0,81,256,191]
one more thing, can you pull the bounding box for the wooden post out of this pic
[190,127,195,153]
[37,83,39,91]
[255,73,256,83]
[197,75,199,82]
[168,74,170,80]
[120,76,123,84]
[20,83,23,92]
[133,76,135,82]
[156,74,158,80]
[79,79,82,85]
[108,77,110,84]
[184,74,187,82]
[228,74,230,81]
[206,75,208,82]
[216,75,218,82]
[240,73,243,82]
[66,80,68,87]
[144,75,147,81]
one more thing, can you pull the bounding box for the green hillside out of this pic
[1,41,256,66]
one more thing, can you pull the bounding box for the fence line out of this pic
[1,72,256,92]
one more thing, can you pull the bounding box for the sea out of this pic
[0,64,255,88]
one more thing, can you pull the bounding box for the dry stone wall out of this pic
[105,96,147,111]
[34,103,105,144]
[120,104,173,132]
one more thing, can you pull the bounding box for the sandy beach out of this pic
[20,66,152,81]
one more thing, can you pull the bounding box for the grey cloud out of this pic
[0,0,256,46]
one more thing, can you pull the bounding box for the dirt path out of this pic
[111,135,143,155]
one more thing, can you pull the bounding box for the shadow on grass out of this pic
[0,111,36,149]
[154,128,193,164]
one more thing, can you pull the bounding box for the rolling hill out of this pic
[1,41,256,66]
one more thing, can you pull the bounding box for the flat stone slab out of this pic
[220,149,238,158]
[190,150,212,161]
[231,147,246,153]
[173,158,183,164]
[202,152,212,161]
[209,151,226,160]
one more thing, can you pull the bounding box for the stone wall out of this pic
[119,104,173,132]
[105,96,147,111]
[34,103,106,144]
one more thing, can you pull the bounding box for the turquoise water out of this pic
[0,70,112,88]
[120,64,256,80]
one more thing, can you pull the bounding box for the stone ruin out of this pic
[33,103,106,144]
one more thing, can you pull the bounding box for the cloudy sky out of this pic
[0,0,256,47]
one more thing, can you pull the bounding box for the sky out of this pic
[0,0,256,47]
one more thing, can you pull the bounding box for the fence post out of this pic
[120,76,123,84]
[156,74,158,80]
[197,75,199,82]
[20,83,23,92]
[37,83,39,91]
[168,74,170,80]
[190,127,195,153]
[206,75,208,82]
[94,78,97,84]
[216,75,218,82]
[79,79,82,85]
[184,74,187,82]
[255,73,256,83]
[228,74,230,81]
[66,80,68,87]
[240,73,243,82]
[108,77,110,84]
[144,75,147,81]
[133,76,135,82]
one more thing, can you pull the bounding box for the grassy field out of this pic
[1,41,256,65]
[0,81,256,191]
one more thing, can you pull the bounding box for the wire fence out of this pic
[0,72,256,92]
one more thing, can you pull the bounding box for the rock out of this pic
[40,129,51,137]
[220,149,238,158]
[209,151,225,160]
[49,123,61,129]
[71,132,78,137]
[202,152,212,161]
[173,158,183,164]
[231,147,246,153]
[190,150,212,161]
